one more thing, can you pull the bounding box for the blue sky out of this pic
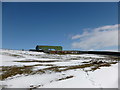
[2,2,118,50]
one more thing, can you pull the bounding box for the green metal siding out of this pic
[36,45,62,52]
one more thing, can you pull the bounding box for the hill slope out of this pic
[0,49,118,88]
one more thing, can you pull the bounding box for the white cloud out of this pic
[72,31,89,39]
[71,24,119,50]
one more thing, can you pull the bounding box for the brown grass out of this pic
[1,55,118,80]
[14,60,59,63]
[1,65,33,80]
[56,75,74,81]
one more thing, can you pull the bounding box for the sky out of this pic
[2,2,118,50]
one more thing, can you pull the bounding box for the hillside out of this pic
[0,49,118,88]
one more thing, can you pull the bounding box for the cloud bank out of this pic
[71,24,119,50]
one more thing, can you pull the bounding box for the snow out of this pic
[3,73,66,88]
[42,64,118,88]
[87,64,118,88]
[0,55,41,66]
[2,64,118,88]
[51,60,83,66]
[33,66,51,71]
[0,49,118,88]
[70,54,105,58]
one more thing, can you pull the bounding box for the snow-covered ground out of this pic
[0,49,118,88]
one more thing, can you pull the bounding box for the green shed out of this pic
[36,45,62,52]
